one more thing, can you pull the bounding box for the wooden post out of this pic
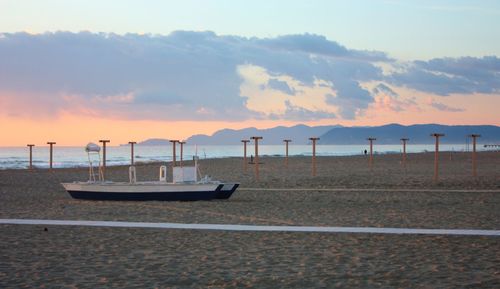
[128,141,136,165]
[251,136,263,181]
[431,133,444,182]
[169,140,179,167]
[309,138,319,176]
[469,134,481,178]
[179,141,186,167]
[47,142,56,171]
[241,139,250,171]
[401,138,409,168]
[99,140,110,179]
[367,138,376,169]
[283,139,291,168]
[27,144,35,171]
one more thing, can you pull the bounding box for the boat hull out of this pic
[62,182,227,201]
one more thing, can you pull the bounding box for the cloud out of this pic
[429,101,465,112]
[0,31,497,122]
[255,33,390,62]
[372,83,398,97]
[389,56,500,95]
[370,83,418,112]
[325,80,373,119]
[269,100,336,121]
[0,31,389,121]
[0,31,257,120]
[266,79,296,95]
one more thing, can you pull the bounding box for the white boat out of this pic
[61,143,239,201]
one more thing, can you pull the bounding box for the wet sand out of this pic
[1,151,499,287]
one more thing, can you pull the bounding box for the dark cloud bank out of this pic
[0,31,498,121]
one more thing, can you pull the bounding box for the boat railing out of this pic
[159,165,167,182]
[129,166,137,183]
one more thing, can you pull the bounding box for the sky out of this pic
[0,0,499,146]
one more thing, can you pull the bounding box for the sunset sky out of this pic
[1,0,499,146]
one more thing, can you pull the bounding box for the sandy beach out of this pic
[1,151,499,288]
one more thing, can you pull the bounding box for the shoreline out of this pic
[1,144,497,170]
[1,149,496,171]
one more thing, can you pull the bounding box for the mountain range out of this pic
[187,124,340,145]
[318,124,500,144]
[131,124,500,145]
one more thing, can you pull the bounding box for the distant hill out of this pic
[186,124,342,145]
[135,138,170,146]
[318,124,500,144]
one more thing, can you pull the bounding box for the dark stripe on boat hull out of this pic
[68,188,223,201]
[215,184,240,199]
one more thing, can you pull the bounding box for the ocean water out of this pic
[0,144,489,170]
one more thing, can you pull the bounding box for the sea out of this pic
[0,144,491,170]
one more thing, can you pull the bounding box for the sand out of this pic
[1,151,499,288]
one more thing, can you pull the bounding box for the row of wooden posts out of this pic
[26,133,482,182]
[241,133,482,182]
[241,137,322,180]
[26,139,188,178]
